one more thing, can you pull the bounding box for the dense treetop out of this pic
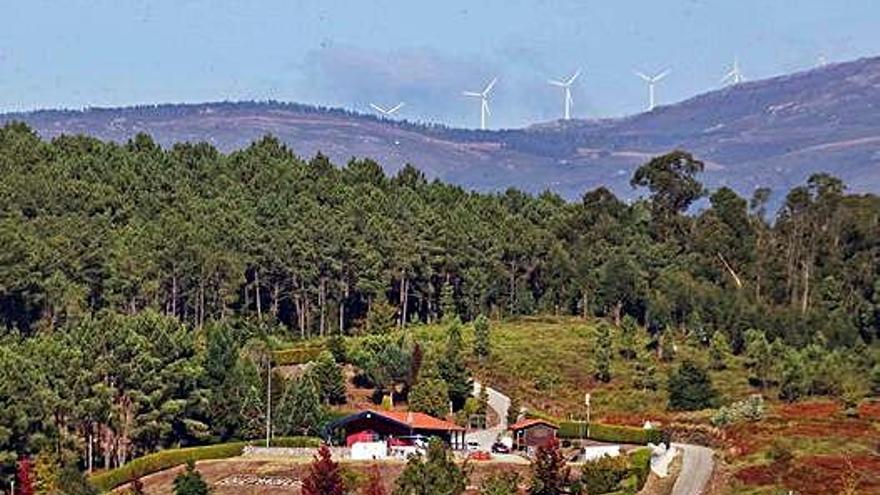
[1,122,877,347]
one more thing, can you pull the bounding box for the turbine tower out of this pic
[369,102,405,117]
[721,58,745,86]
[548,69,581,120]
[463,77,497,130]
[634,69,669,112]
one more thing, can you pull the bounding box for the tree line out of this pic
[2,123,878,348]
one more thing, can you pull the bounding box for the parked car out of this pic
[466,440,481,452]
[491,442,510,454]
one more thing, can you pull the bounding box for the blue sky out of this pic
[2,0,877,128]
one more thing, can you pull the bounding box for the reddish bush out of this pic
[17,457,34,495]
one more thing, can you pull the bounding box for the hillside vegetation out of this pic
[1,124,880,493]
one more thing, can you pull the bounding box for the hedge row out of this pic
[273,346,325,365]
[89,437,320,492]
[557,421,664,445]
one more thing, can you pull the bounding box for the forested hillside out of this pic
[1,122,879,488]
[1,122,878,344]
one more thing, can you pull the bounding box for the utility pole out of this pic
[88,433,93,473]
[585,392,591,439]
[265,354,272,448]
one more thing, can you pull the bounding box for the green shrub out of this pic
[711,394,765,427]
[90,437,320,492]
[579,454,630,494]
[628,448,652,489]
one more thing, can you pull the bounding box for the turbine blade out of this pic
[634,71,650,81]
[369,103,386,113]
[548,79,566,86]
[388,102,405,114]
[483,77,498,95]
[655,69,670,81]
[566,69,582,84]
[463,91,481,97]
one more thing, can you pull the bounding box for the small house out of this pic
[326,409,466,452]
[509,418,559,451]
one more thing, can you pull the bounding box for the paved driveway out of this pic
[464,382,511,450]
[670,443,714,495]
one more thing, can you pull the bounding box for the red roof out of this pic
[369,410,465,432]
[509,419,559,431]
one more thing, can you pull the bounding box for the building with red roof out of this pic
[326,409,466,450]
[509,418,558,451]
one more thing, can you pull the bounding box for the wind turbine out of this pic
[462,76,497,130]
[369,102,405,117]
[548,69,581,120]
[721,58,745,86]
[634,69,669,111]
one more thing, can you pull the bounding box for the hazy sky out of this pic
[2,0,877,127]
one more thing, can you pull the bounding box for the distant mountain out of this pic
[5,55,880,201]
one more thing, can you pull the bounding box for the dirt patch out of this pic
[784,419,875,439]
[858,400,880,421]
[777,401,839,419]
[734,455,880,495]
[127,457,534,495]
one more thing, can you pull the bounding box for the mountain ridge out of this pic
[4,55,880,201]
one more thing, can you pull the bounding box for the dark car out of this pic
[491,442,510,454]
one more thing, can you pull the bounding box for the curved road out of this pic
[670,443,714,495]
[467,382,714,494]
[465,382,511,450]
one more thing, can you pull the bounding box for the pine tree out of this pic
[473,314,491,360]
[594,323,612,382]
[302,444,345,495]
[779,349,808,402]
[440,281,457,322]
[172,461,209,495]
[744,328,773,389]
[528,438,570,495]
[409,376,450,418]
[708,331,731,370]
[668,360,718,411]
[618,315,638,360]
[440,319,471,410]
[632,343,658,391]
[276,375,324,436]
[310,351,347,405]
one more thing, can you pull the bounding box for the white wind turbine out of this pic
[369,102,405,117]
[548,69,582,120]
[721,57,745,86]
[462,76,497,130]
[634,69,670,112]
